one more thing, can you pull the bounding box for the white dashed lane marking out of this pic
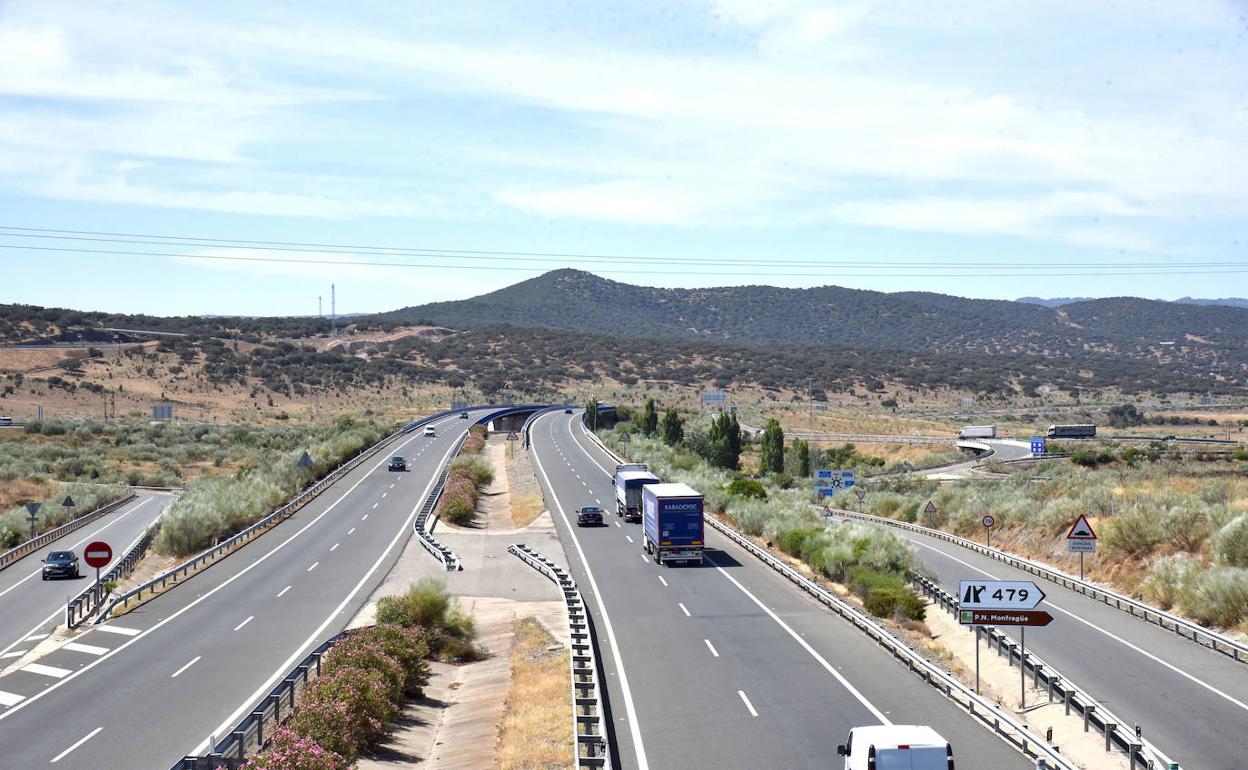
[657,576,668,587]
[738,690,758,717]
[308,562,319,572]
[276,586,292,598]
[49,727,102,763]
[705,639,720,657]
[625,535,634,543]
[678,603,691,617]
[170,656,201,678]
[234,616,253,632]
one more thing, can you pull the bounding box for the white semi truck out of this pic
[958,425,996,439]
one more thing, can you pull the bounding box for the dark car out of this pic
[388,455,407,472]
[564,408,573,414]
[576,506,604,526]
[42,550,80,580]
[459,411,469,419]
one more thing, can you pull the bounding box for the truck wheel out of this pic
[654,550,662,565]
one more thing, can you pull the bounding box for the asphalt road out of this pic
[838,514,1248,770]
[531,411,1033,770]
[0,411,481,769]
[0,492,171,664]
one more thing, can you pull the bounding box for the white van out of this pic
[837,725,954,770]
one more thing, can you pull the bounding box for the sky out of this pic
[1,0,1247,316]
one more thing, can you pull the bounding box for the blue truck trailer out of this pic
[642,482,705,566]
[615,467,661,521]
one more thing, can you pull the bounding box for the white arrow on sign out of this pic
[959,580,1046,610]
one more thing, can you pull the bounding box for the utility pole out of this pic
[331,284,336,336]
[318,296,322,318]
[807,377,814,429]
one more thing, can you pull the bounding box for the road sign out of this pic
[982,515,995,528]
[619,432,631,443]
[1067,540,1097,553]
[506,431,518,441]
[959,609,1053,627]
[1067,514,1097,540]
[854,488,866,502]
[701,390,726,406]
[959,580,1045,610]
[297,452,314,469]
[814,469,855,495]
[84,541,113,569]
[1030,436,1046,455]
[924,500,937,515]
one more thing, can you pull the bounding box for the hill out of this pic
[373,270,1248,375]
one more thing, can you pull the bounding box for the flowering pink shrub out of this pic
[323,638,406,703]
[348,625,432,697]
[241,727,349,770]
[288,669,395,761]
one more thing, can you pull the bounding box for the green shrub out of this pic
[288,669,395,761]
[375,578,479,660]
[351,625,432,697]
[1182,568,1248,628]
[1141,554,1201,610]
[725,478,767,500]
[1211,515,1248,568]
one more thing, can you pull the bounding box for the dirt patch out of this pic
[505,440,545,528]
[498,617,571,770]
[0,477,54,512]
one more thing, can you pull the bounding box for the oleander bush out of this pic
[241,726,350,770]
[288,668,395,761]
[435,454,495,526]
[461,424,487,454]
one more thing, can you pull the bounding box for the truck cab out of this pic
[837,725,954,770]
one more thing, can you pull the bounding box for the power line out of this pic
[0,224,1241,273]
[3,242,1247,279]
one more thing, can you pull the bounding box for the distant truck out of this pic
[641,483,705,566]
[615,467,660,522]
[958,425,996,439]
[1047,424,1097,439]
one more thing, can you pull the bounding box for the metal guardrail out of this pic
[171,632,347,770]
[705,514,1079,770]
[98,421,423,620]
[913,575,1175,769]
[66,512,162,628]
[412,433,465,572]
[741,426,960,445]
[0,492,137,571]
[830,507,1248,665]
[508,544,609,770]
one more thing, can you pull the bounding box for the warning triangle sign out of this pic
[1067,514,1097,540]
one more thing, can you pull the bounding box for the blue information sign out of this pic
[1030,436,1046,455]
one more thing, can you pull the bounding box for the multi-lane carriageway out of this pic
[0,411,478,769]
[530,409,1031,770]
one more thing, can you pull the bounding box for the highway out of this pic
[0,411,480,769]
[530,410,1033,770]
[836,512,1248,770]
[0,492,171,666]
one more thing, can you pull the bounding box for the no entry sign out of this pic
[84,541,113,569]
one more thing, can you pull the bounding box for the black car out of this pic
[564,408,573,414]
[42,550,80,580]
[576,506,605,526]
[388,455,407,472]
[459,411,469,419]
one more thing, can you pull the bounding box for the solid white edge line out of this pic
[710,556,892,725]
[913,540,1248,713]
[738,689,758,717]
[0,497,158,659]
[0,426,423,723]
[531,412,650,770]
[191,422,464,755]
[49,726,101,763]
[705,639,719,657]
[170,655,201,678]
[233,616,253,632]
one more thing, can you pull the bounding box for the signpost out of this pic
[982,514,995,547]
[854,487,866,503]
[1030,436,1046,455]
[922,500,937,522]
[1066,514,1098,579]
[506,431,518,456]
[24,502,40,540]
[84,540,113,593]
[297,452,314,470]
[814,469,855,498]
[701,390,726,408]
[959,579,1048,704]
[619,432,631,443]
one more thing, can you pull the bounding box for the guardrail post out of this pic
[1084,704,1094,732]
[1104,723,1115,752]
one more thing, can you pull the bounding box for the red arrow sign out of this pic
[83,541,112,569]
[960,609,1053,627]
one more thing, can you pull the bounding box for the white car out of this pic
[837,725,954,770]
[424,426,436,437]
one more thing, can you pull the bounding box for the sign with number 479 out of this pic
[958,580,1046,610]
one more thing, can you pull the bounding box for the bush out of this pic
[1141,554,1201,610]
[241,726,350,770]
[1211,515,1248,568]
[351,625,432,698]
[725,477,767,500]
[848,567,926,621]
[375,578,479,660]
[323,638,406,704]
[288,669,395,761]
[1183,568,1248,628]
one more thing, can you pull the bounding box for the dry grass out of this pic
[0,477,53,511]
[497,617,571,770]
[505,442,547,528]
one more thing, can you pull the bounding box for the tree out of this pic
[706,411,742,470]
[586,397,599,431]
[640,397,659,437]
[660,407,684,446]
[795,439,811,477]
[760,419,785,474]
